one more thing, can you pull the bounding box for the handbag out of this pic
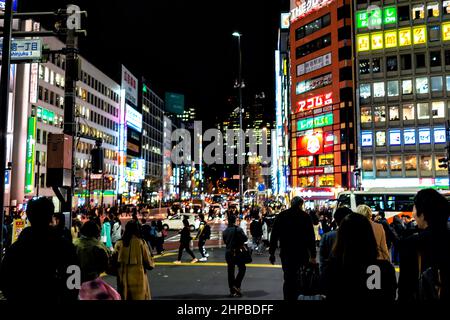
[298,263,320,296]
[79,277,121,300]
[418,253,442,300]
[231,226,252,265]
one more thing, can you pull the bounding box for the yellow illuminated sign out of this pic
[357,34,370,52]
[413,26,426,44]
[384,30,397,48]
[371,32,384,50]
[398,28,412,46]
[443,22,450,41]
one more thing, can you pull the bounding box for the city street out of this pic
[104,247,284,300]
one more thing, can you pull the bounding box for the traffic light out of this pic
[438,158,449,169]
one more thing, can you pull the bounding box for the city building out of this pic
[289,0,356,202]
[176,107,196,122]
[7,27,121,210]
[355,0,450,190]
[141,81,164,204]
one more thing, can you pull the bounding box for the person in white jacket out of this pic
[111,216,123,248]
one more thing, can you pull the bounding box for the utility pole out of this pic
[0,0,14,258]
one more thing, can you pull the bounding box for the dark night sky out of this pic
[21,0,290,123]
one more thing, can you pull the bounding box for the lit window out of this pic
[374,106,386,122]
[445,1,450,14]
[402,79,413,95]
[50,71,55,86]
[359,59,370,75]
[431,76,443,92]
[389,106,400,121]
[446,76,450,91]
[387,81,399,96]
[390,156,402,172]
[373,82,385,97]
[405,156,417,172]
[432,101,445,118]
[420,155,432,172]
[403,104,415,120]
[417,103,430,119]
[360,84,371,99]
[416,77,429,94]
[436,155,448,172]
[412,4,425,19]
[362,157,373,172]
[44,67,50,83]
[376,131,386,147]
[376,157,388,172]
[361,106,372,123]
[427,2,439,18]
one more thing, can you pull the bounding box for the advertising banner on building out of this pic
[25,117,36,194]
[296,73,332,95]
[12,219,26,244]
[121,65,138,107]
[297,53,332,76]
[165,92,185,115]
[297,131,324,156]
[0,0,18,12]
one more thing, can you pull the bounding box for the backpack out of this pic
[149,226,157,238]
[203,224,211,240]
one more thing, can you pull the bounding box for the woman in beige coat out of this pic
[356,205,390,261]
[114,220,154,300]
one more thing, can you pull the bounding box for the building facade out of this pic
[289,0,356,201]
[355,0,450,189]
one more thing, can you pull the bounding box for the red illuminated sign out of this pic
[296,92,333,113]
[298,167,325,176]
[297,132,324,156]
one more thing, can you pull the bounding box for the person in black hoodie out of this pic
[174,219,198,264]
[321,213,397,302]
[398,189,450,301]
[269,196,317,301]
[0,197,79,302]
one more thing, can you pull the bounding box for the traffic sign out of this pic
[0,39,43,62]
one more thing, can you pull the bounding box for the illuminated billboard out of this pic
[125,159,146,183]
[296,73,332,95]
[357,34,370,52]
[25,117,37,194]
[126,103,143,133]
[297,131,324,156]
[443,22,450,41]
[297,113,333,131]
[356,6,397,29]
[296,92,333,113]
[290,0,335,23]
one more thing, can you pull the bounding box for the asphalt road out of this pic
[103,247,284,300]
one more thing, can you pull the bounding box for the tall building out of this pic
[355,0,450,190]
[7,30,121,210]
[141,82,164,203]
[289,0,356,202]
[176,107,196,122]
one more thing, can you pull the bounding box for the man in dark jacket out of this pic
[269,197,317,300]
[0,198,79,302]
[223,215,248,297]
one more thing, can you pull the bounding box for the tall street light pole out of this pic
[233,32,244,217]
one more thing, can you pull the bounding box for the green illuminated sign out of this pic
[25,117,37,194]
[384,7,397,24]
[297,113,333,131]
[356,6,397,29]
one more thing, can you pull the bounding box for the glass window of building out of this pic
[420,155,433,172]
[417,103,430,119]
[403,104,415,120]
[416,77,429,94]
[402,79,413,95]
[430,51,442,67]
[361,106,372,123]
[362,157,373,172]
[427,2,439,17]
[445,1,450,14]
[374,105,386,122]
[387,81,399,96]
[372,58,381,73]
[415,53,426,68]
[360,83,371,99]
[431,76,443,92]
[412,4,425,19]
[447,76,450,91]
[428,26,440,42]
[390,156,402,172]
[376,157,388,172]
[436,155,448,172]
[398,5,410,21]
[446,50,450,66]
[386,56,398,71]
[432,101,445,118]
[373,82,385,98]
[405,156,417,172]
[389,106,400,121]
[359,59,370,75]
[39,65,44,79]
[318,154,334,166]
[400,54,412,70]
[376,131,386,147]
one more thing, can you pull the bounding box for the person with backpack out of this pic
[250,213,263,255]
[174,219,198,264]
[195,213,211,262]
[398,189,450,301]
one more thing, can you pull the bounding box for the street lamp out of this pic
[233,31,244,217]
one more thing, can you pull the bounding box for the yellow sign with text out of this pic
[384,30,397,48]
[398,28,412,46]
[413,26,426,44]
[443,22,450,41]
[357,34,370,52]
[371,33,384,50]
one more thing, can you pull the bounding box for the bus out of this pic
[336,188,450,223]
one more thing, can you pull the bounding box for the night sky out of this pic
[21,0,290,124]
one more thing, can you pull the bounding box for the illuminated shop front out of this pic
[289,0,356,194]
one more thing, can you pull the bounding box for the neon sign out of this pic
[290,0,335,23]
[296,92,333,113]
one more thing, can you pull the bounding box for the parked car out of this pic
[162,213,198,231]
